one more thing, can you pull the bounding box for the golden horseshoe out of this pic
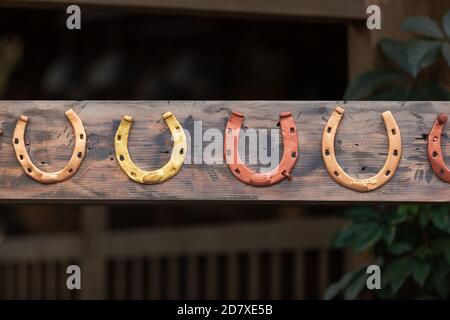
[13,109,87,184]
[321,106,401,192]
[115,112,187,184]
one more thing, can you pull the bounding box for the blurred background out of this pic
[0,0,449,300]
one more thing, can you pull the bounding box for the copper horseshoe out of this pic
[224,111,299,187]
[427,113,450,182]
[322,106,401,192]
[13,109,87,184]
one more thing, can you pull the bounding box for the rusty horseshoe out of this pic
[13,109,87,184]
[224,111,299,187]
[427,113,450,183]
[321,106,402,192]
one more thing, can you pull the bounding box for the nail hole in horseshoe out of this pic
[391,129,396,135]
[385,170,391,176]
[80,134,84,140]
[176,126,180,130]
[291,152,296,158]
[325,149,330,156]
[119,155,125,161]
[19,155,23,160]
[333,171,339,177]
[180,148,184,155]
[290,127,295,134]
[393,150,398,156]
[14,138,19,144]
[235,169,240,175]
[68,168,73,173]
[117,135,121,141]
[433,151,438,158]
[77,152,83,158]
[130,172,136,177]
[440,168,445,175]
[327,127,332,133]
[27,168,32,173]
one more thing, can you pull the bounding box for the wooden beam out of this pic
[2,0,367,20]
[0,101,449,203]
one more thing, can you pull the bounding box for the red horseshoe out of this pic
[428,113,450,182]
[224,111,299,187]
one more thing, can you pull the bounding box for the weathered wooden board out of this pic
[2,0,366,20]
[0,101,449,203]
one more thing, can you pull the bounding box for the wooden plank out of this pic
[1,101,449,203]
[1,0,367,20]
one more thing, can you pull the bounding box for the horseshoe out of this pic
[13,109,87,184]
[224,111,299,187]
[115,111,187,184]
[321,106,401,192]
[427,113,450,183]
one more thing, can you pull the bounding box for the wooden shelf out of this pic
[2,0,367,20]
[0,100,447,203]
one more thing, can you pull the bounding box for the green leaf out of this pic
[431,207,450,231]
[342,207,380,223]
[344,269,367,300]
[415,245,429,259]
[402,16,444,39]
[380,39,411,74]
[353,223,385,252]
[344,69,407,100]
[419,210,429,228]
[388,242,413,255]
[369,84,412,101]
[411,259,431,287]
[383,225,396,246]
[443,43,450,68]
[443,11,450,38]
[324,270,358,300]
[407,39,441,77]
[383,256,411,294]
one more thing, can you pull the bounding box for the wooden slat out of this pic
[249,253,259,300]
[270,252,281,300]
[226,254,238,300]
[167,256,179,299]
[148,257,161,300]
[130,258,144,300]
[16,263,28,299]
[1,101,449,203]
[206,255,218,299]
[1,0,367,20]
[294,251,305,300]
[185,256,198,300]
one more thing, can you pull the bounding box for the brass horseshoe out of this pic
[321,106,401,192]
[427,113,450,183]
[13,109,87,184]
[115,112,187,184]
[224,111,299,187]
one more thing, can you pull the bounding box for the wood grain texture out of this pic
[2,0,366,20]
[0,101,449,203]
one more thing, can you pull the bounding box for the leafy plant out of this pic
[345,11,450,101]
[327,12,450,300]
[326,206,450,299]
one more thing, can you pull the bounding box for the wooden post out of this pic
[79,205,107,299]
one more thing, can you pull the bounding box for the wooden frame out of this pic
[0,213,344,299]
[0,101,449,203]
